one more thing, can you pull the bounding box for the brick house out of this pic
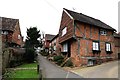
[114,32,120,59]
[58,8,116,66]
[44,34,55,53]
[49,34,61,54]
[0,17,23,48]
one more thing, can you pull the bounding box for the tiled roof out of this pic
[0,17,18,31]
[50,34,59,42]
[64,8,116,31]
[114,32,120,38]
[45,34,55,41]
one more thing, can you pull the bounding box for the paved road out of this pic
[72,61,119,78]
[37,53,82,78]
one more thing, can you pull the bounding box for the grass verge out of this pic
[3,62,39,79]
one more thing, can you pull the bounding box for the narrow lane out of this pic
[37,53,82,78]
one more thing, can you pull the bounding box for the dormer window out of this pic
[100,29,107,35]
[62,27,67,36]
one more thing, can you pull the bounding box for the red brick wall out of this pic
[12,22,23,46]
[114,37,120,59]
[71,21,115,66]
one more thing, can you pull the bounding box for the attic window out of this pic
[18,35,21,39]
[100,29,107,35]
[62,27,67,36]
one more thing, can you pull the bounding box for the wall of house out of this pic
[70,21,116,66]
[114,37,120,59]
[12,21,23,46]
[59,10,74,43]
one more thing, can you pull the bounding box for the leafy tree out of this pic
[25,27,41,48]
[24,27,42,63]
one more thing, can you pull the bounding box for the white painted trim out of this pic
[63,9,73,20]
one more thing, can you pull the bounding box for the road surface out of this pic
[71,61,118,78]
[37,53,82,78]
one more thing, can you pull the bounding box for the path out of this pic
[37,53,82,78]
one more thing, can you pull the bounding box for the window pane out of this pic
[96,43,99,50]
[93,42,99,50]
[106,43,111,51]
[63,43,68,52]
[62,27,67,36]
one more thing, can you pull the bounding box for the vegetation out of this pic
[24,27,42,63]
[64,59,73,67]
[53,55,64,65]
[3,62,39,79]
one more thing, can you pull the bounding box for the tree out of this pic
[24,27,42,63]
[25,27,41,48]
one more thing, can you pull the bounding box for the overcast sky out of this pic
[0,0,119,40]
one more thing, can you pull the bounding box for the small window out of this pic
[100,29,107,35]
[62,27,67,36]
[2,31,8,35]
[93,41,99,50]
[54,46,56,50]
[63,43,68,52]
[18,35,21,39]
[106,43,111,51]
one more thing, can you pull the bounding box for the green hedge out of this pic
[53,55,64,65]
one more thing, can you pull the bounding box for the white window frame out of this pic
[93,42,99,50]
[18,35,21,39]
[106,43,111,51]
[100,29,107,35]
[62,27,67,36]
[63,43,68,52]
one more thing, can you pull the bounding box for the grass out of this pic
[4,62,39,79]
[9,69,38,78]
[16,63,37,68]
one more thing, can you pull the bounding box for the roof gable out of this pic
[45,34,55,41]
[63,8,116,31]
[0,17,18,31]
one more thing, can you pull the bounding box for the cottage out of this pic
[50,34,61,55]
[0,17,24,48]
[58,8,116,66]
[44,34,55,53]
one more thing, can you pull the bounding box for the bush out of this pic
[23,48,35,63]
[53,55,64,61]
[53,55,64,65]
[65,59,73,67]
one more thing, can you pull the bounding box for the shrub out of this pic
[65,59,73,67]
[53,55,64,61]
[53,55,64,65]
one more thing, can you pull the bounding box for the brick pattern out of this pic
[58,10,117,67]
[59,11,74,43]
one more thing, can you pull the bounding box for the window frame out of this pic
[100,29,107,35]
[62,27,67,36]
[62,43,68,52]
[92,41,100,51]
[105,42,112,52]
